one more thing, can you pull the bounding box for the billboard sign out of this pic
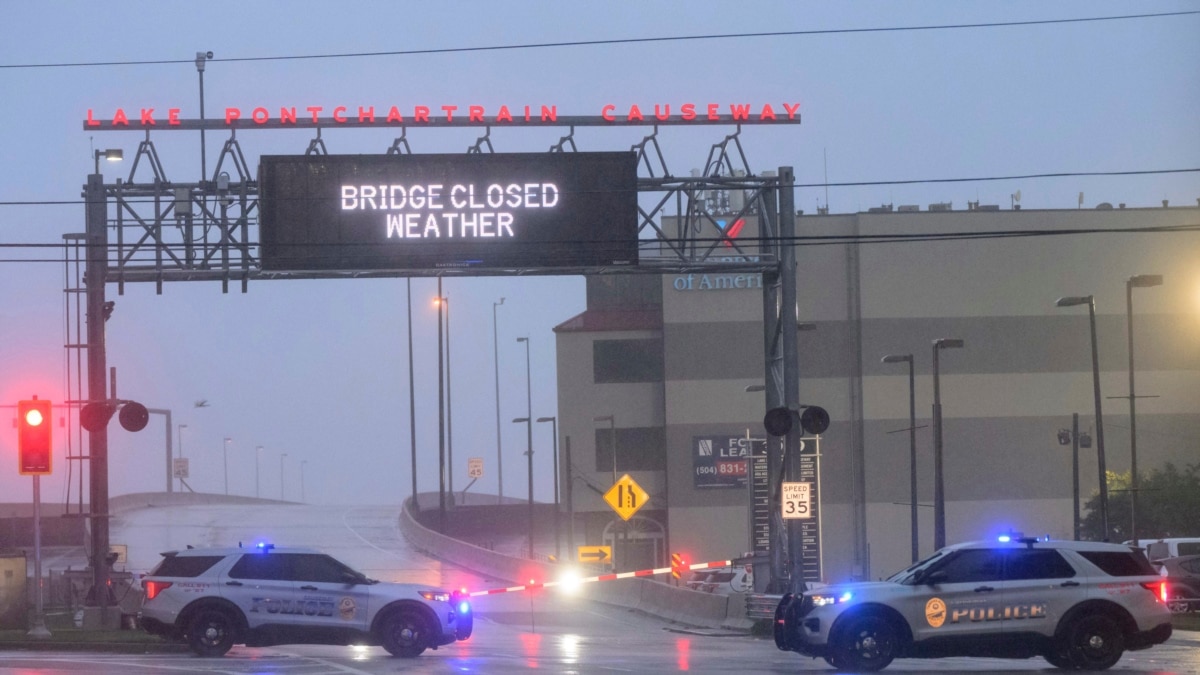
[258,152,638,272]
[693,435,764,489]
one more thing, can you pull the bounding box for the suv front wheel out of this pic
[380,608,430,658]
[187,606,239,657]
[1060,614,1125,671]
[830,612,900,672]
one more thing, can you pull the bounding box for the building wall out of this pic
[555,205,1200,582]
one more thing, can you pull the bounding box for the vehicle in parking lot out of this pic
[774,537,1172,671]
[138,543,472,657]
[684,571,713,591]
[1156,554,1200,614]
[1144,537,1200,563]
[699,565,754,594]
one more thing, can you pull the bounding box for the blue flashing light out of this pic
[255,542,275,552]
[998,534,1012,543]
[458,601,470,614]
[839,591,853,603]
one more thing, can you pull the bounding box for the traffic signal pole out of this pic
[85,173,113,622]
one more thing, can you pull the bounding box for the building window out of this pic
[593,339,663,383]
[596,426,666,472]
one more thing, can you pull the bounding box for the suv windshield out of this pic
[886,550,948,584]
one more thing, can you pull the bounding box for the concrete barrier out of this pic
[397,497,749,629]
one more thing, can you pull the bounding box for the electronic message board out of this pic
[258,152,638,272]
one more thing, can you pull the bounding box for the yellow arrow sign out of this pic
[603,474,649,521]
[577,545,612,564]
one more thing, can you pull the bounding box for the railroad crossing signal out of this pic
[17,398,52,476]
[603,473,649,521]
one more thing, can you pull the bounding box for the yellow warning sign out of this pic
[603,474,650,521]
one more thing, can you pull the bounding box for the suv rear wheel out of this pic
[187,606,238,657]
[1060,614,1125,670]
[830,612,900,672]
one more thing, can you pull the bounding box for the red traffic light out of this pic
[17,398,52,476]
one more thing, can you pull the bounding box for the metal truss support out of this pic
[550,126,577,153]
[387,130,413,155]
[305,128,328,156]
[467,126,494,154]
[631,126,669,178]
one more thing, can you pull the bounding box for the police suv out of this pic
[138,544,472,657]
[774,537,1172,671]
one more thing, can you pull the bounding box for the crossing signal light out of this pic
[17,398,52,476]
[671,552,684,579]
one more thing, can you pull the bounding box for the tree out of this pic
[1081,462,1200,542]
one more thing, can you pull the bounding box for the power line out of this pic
[0,221,1197,264]
[1,11,1196,69]
[1,167,1197,209]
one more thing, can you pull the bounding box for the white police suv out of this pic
[774,537,1172,671]
[138,543,472,657]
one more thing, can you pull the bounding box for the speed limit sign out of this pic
[781,482,812,519]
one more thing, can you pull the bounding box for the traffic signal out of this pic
[670,552,684,579]
[17,398,52,475]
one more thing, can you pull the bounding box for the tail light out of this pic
[1140,581,1167,603]
[144,580,172,600]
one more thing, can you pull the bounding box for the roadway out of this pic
[4,501,1199,673]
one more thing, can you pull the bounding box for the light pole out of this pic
[437,293,455,495]
[537,416,560,560]
[493,297,506,504]
[932,338,963,551]
[517,336,534,559]
[222,437,231,495]
[882,353,919,563]
[593,415,617,484]
[301,460,308,503]
[280,452,287,501]
[406,279,418,511]
[1126,274,1163,547]
[1056,295,1110,540]
[255,446,262,498]
[177,423,188,492]
[436,278,446,527]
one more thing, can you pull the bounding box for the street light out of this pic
[93,148,123,174]
[255,446,263,498]
[1126,274,1163,547]
[222,437,232,495]
[177,424,188,492]
[1056,294,1110,540]
[593,415,617,484]
[537,416,560,560]
[516,335,534,559]
[882,353,919,563]
[932,338,963,551]
[280,452,288,501]
[513,416,535,559]
[493,297,506,504]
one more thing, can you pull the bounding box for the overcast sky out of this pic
[1,1,1197,506]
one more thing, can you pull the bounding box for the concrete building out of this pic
[553,201,1200,583]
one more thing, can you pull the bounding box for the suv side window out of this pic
[1078,550,1157,577]
[228,553,288,580]
[151,555,225,578]
[932,549,1005,583]
[288,553,356,583]
[1180,559,1200,574]
[1005,549,1076,580]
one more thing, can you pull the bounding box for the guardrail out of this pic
[746,593,783,621]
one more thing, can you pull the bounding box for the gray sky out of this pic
[1,1,1197,506]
